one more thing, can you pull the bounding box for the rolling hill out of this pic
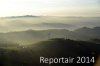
[0,27,100,45]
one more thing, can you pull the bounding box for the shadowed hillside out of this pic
[0,27,100,45]
[0,38,100,66]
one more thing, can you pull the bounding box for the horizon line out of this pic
[0,15,100,18]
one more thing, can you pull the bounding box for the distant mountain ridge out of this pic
[32,23,75,29]
[74,27,100,37]
[1,15,100,18]
[3,15,41,18]
[0,27,100,45]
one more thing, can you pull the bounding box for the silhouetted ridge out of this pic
[4,15,41,18]
[0,38,100,66]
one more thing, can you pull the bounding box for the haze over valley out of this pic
[0,16,100,32]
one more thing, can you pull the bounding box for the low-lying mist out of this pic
[0,16,100,32]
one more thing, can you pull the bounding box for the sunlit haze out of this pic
[0,0,100,17]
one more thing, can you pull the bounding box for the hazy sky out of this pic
[0,0,100,17]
